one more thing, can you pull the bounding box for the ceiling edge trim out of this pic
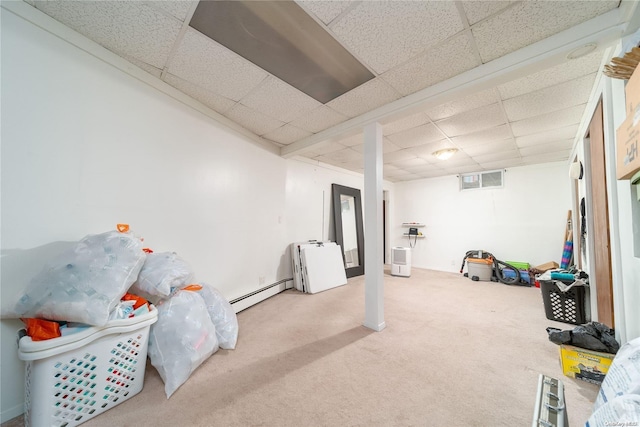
[281,7,624,159]
[2,1,281,156]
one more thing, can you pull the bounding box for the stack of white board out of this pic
[290,241,347,294]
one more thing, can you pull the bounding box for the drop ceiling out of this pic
[22,0,639,182]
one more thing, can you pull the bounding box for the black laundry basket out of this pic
[540,280,587,325]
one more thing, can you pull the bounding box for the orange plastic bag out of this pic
[122,293,149,310]
[21,318,61,341]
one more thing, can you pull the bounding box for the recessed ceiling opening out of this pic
[189,0,375,104]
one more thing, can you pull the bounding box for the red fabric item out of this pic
[22,318,61,341]
[122,293,149,310]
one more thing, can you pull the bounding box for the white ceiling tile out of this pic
[335,133,364,147]
[519,139,575,157]
[314,156,344,167]
[404,163,444,174]
[351,139,402,154]
[225,103,285,136]
[393,173,423,181]
[239,77,322,123]
[383,150,418,164]
[391,157,430,169]
[417,169,449,179]
[407,140,454,161]
[164,73,237,114]
[296,1,353,25]
[330,1,463,74]
[386,123,446,148]
[382,111,431,136]
[326,78,401,118]
[425,88,501,121]
[383,139,403,154]
[435,103,507,137]
[436,153,479,168]
[303,142,349,158]
[168,29,268,101]
[521,150,573,165]
[316,148,362,164]
[510,104,585,137]
[385,168,414,177]
[450,125,512,148]
[289,106,350,133]
[147,1,196,21]
[479,159,523,170]
[498,50,604,99]
[461,1,517,25]
[441,165,482,175]
[384,164,401,173]
[462,139,517,157]
[503,73,596,121]
[472,1,618,63]
[34,1,182,68]
[516,125,580,148]
[474,150,520,163]
[382,32,479,96]
[263,125,313,145]
[340,162,364,173]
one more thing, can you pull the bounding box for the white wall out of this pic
[0,9,390,421]
[605,66,640,344]
[392,162,572,272]
[283,157,395,278]
[610,74,640,344]
[614,179,640,342]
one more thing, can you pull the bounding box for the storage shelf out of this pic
[402,223,425,227]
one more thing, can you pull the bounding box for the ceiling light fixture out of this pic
[432,148,458,160]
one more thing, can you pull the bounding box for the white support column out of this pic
[363,122,385,332]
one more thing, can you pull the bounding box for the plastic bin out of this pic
[467,257,493,281]
[540,280,586,325]
[18,306,158,427]
[503,268,531,284]
[505,261,530,271]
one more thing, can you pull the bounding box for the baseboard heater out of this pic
[230,278,293,313]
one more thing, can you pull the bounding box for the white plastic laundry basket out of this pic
[18,307,158,427]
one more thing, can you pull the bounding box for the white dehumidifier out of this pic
[391,247,411,277]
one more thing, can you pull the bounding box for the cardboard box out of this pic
[625,63,640,116]
[616,111,640,179]
[534,261,559,272]
[559,344,615,384]
[617,64,640,180]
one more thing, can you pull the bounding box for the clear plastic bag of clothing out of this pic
[130,252,194,297]
[148,288,218,398]
[12,228,146,326]
[195,283,238,350]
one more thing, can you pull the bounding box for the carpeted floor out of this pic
[4,267,599,426]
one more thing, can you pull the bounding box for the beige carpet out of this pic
[6,268,599,426]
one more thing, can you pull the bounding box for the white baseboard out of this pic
[230,279,293,313]
[1,403,24,424]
